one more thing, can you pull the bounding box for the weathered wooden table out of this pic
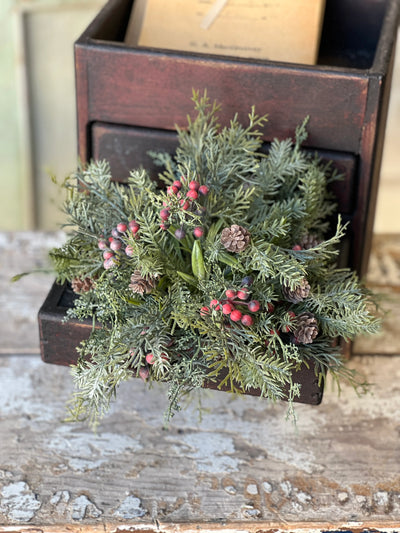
[1,232,400,532]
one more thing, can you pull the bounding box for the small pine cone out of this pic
[282,278,311,303]
[71,276,95,294]
[300,233,321,250]
[294,312,318,344]
[221,224,251,253]
[129,270,158,295]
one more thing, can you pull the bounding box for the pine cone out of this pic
[129,270,158,295]
[221,225,251,253]
[300,233,321,250]
[294,312,318,344]
[71,276,95,294]
[282,278,311,303]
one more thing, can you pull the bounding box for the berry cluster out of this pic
[200,277,264,328]
[137,351,173,382]
[159,177,209,239]
[98,220,140,269]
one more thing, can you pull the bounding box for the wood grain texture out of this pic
[1,231,400,530]
[0,231,65,354]
[1,353,400,527]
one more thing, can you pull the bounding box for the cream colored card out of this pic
[125,0,326,65]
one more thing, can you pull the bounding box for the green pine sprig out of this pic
[48,91,380,428]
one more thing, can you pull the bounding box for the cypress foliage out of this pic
[49,91,380,427]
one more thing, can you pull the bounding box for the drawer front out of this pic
[92,122,179,182]
[78,44,369,155]
[91,122,357,214]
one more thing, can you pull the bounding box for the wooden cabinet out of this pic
[38,0,400,385]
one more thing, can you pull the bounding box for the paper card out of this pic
[125,0,326,65]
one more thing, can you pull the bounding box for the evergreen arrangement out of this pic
[49,92,379,426]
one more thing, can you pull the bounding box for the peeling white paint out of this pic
[49,490,71,516]
[173,432,239,473]
[72,495,102,520]
[47,426,142,471]
[374,490,390,508]
[295,490,312,505]
[50,490,70,506]
[241,504,261,518]
[0,358,67,422]
[356,494,367,506]
[0,481,41,522]
[280,480,293,498]
[246,483,258,495]
[337,491,349,503]
[224,485,237,495]
[262,481,273,493]
[113,495,147,519]
[176,396,323,475]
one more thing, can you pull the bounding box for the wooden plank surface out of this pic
[1,231,400,530]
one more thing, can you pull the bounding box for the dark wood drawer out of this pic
[92,122,178,184]
[92,121,357,215]
[38,281,324,405]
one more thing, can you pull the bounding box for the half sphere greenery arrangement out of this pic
[48,92,379,426]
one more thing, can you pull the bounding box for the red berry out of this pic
[292,244,302,251]
[129,220,138,230]
[146,353,155,365]
[175,228,186,239]
[241,314,253,326]
[125,245,134,257]
[267,302,275,313]
[111,228,121,238]
[248,300,260,312]
[103,256,117,269]
[282,325,290,333]
[180,199,190,210]
[103,250,114,260]
[200,306,210,316]
[222,302,235,315]
[139,367,149,381]
[237,289,250,300]
[98,239,107,250]
[198,185,209,196]
[288,311,296,319]
[193,227,204,238]
[110,239,122,251]
[117,222,127,233]
[187,190,198,200]
[167,185,179,195]
[225,289,237,299]
[230,309,243,322]
[173,180,182,189]
[108,237,114,243]
[129,222,140,234]
[189,180,200,191]
[160,223,169,230]
[210,299,221,311]
[160,208,170,220]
